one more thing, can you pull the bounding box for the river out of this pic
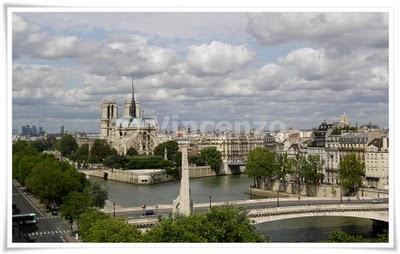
[88,174,387,242]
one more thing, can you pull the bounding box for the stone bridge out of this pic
[127,203,388,229]
[248,203,388,224]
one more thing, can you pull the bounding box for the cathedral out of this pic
[100,78,159,155]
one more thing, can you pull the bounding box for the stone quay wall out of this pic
[81,169,172,185]
[188,166,218,178]
[252,181,388,199]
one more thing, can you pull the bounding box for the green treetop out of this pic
[89,139,117,163]
[245,148,277,189]
[200,146,222,172]
[58,134,78,157]
[339,153,365,195]
[154,141,179,160]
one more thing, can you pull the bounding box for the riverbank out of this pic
[80,165,221,185]
[247,188,298,198]
[248,185,388,199]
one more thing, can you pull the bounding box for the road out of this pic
[113,197,389,219]
[12,181,71,243]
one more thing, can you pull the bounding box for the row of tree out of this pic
[56,135,223,176]
[77,205,265,242]
[245,148,325,196]
[245,148,365,196]
[12,140,108,222]
[328,230,388,243]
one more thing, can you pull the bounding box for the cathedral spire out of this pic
[129,75,136,118]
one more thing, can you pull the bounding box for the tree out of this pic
[89,139,117,163]
[61,191,93,221]
[70,144,89,164]
[154,141,179,160]
[275,152,293,191]
[301,155,325,196]
[143,205,264,242]
[339,153,365,195]
[24,158,88,204]
[126,156,173,169]
[78,209,142,242]
[78,209,109,240]
[189,155,206,166]
[245,148,276,189]
[328,230,364,242]
[200,147,222,172]
[85,182,108,208]
[329,230,388,243]
[103,154,128,169]
[58,134,78,157]
[125,147,138,157]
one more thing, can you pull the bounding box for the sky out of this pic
[12,12,389,133]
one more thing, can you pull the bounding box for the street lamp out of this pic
[277,189,280,207]
[209,195,212,209]
[340,186,343,204]
[108,199,116,217]
[249,185,252,199]
[277,177,282,207]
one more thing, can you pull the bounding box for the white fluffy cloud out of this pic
[187,41,254,76]
[247,12,388,49]
[13,14,97,59]
[85,35,177,77]
[12,12,389,132]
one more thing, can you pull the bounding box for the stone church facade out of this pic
[100,81,159,155]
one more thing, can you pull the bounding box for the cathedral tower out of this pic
[101,101,117,139]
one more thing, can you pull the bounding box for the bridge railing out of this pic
[248,204,388,218]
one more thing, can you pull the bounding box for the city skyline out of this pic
[12,12,389,133]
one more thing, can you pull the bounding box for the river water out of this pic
[88,175,387,242]
[88,174,254,207]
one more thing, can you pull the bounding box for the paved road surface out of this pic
[114,198,389,219]
[12,181,71,243]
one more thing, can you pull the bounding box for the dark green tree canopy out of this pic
[58,134,78,157]
[200,146,222,172]
[89,139,117,163]
[78,209,142,242]
[61,191,93,221]
[126,156,173,169]
[84,182,108,208]
[71,144,89,163]
[154,141,179,160]
[103,154,128,169]
[189,155,206,166]
[339,153,365,195]
[245,148,277,189]
[143,205,264,242]
[125,147,138,157]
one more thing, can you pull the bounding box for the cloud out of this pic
[187,41,254,76]
[85,35,177,77]
[13,14,97,59]
[247,12,388,50]
[11,12,389,132]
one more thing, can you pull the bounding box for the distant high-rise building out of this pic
[38,126,44,136]
[21,125,30,135]
[21,125,43,136]
[32,125,37,136]
[60,125,65,135]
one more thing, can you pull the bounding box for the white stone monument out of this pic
[172,145,193,217]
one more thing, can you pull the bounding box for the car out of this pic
[372,198,383,204]
[143,210,155,216]
[51,207,60,216]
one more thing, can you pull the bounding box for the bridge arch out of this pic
[248,204,388,224]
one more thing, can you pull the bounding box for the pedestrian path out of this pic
[36,215,60,220]
[26,229,71,237]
